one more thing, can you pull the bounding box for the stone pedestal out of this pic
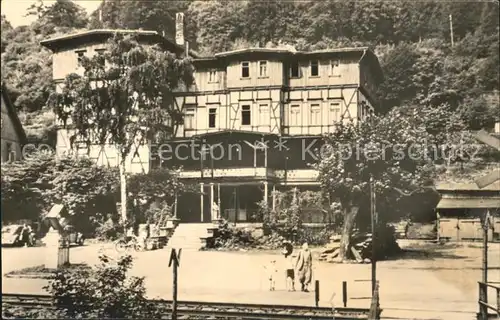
[167,217,180,228]
[44,227,62,270]
[212,218,224,228]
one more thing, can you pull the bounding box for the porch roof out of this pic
[436,180,500,191]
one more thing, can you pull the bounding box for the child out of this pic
[264,260,278,291]
[282,241,295,291]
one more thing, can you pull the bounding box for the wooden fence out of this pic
[478,281,500,319]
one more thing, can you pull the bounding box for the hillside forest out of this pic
[1,0,499,146]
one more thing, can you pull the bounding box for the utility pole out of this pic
[370,174,377,294]
[480,210,490,319]
[449,14,454,47]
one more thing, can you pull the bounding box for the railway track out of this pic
[2,293,372,319]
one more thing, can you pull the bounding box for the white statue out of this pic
[212,202,220,221]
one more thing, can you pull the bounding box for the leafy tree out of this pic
[1,151,54,222]
[29,0,88,36]
[187,0,246,54]
[1,15,14,53]
[376,43,419,113]
[1,25,53,113]
[48,34,194,226]
[45,254,164,318]
[88,0,197,50]
[1,151,118,228]
[460,96,498,131]
[315,110,437,261]
[127,168,191,224]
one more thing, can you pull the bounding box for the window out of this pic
[310,104,321,125]
[76,50,86,67]
[259,61,267,77]
[208,108,217,128]
[310,60,319,77]
[241,105,251,125]
[184,107,195,129]
[290,104,300,126]
[95,49,106,67]
[209,70,217,83]
[241,62,250,78]
[259,104,269,125]
[290,62,300,78]
[330,103,341,123]
[330,60,340,75]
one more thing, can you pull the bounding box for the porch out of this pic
[175,181,323,224]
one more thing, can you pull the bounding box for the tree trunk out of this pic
[119,157,127,228]
[338,206,360,261]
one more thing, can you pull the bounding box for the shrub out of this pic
[44,254,165,319]
[212,220,255,249]
[94,216,123,241]
[296,227,337,246]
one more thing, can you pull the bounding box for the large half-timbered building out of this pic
[41,16,383,224]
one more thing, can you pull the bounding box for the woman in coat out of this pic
[295,242,313,292]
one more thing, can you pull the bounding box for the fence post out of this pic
[315,280,320,307]
[479,282,487,320]
[497,287,500,315]
[342,281,347,307]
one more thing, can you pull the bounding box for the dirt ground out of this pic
[395,240,500,300]
[2,240,499,320]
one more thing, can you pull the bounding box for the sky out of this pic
[1,0,102,27]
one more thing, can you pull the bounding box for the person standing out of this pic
[295,242,313,292]
[282,241,295,291]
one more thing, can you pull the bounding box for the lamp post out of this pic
[370,175,377,294]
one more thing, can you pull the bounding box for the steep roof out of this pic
[1,83,27,144]
[40,29,198,58]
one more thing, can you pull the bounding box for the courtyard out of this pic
[2,240,499,320]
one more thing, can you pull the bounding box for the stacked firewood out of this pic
[319,225,401,263]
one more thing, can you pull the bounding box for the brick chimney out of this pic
[175,13,185,46]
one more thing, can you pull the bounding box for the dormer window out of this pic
[241,62,250,78]
[310,60,319,77]
[209,70,218,83]
[290,62,300,78]
[76,50,86,67]
[259,61,267,77]
[330,60,340,75]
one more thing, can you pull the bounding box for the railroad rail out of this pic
[2,293,373,319]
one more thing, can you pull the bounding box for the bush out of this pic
[296,227,337,246]
[211,221,256,249]
[94,217,123,241]
[44,254,165,319]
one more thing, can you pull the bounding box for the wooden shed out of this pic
[436,181,500,242]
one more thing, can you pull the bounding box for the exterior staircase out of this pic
[165,223,212,251]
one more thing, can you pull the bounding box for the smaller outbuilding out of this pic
[436,181,500,242]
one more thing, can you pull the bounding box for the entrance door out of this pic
[177,192,202,223]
